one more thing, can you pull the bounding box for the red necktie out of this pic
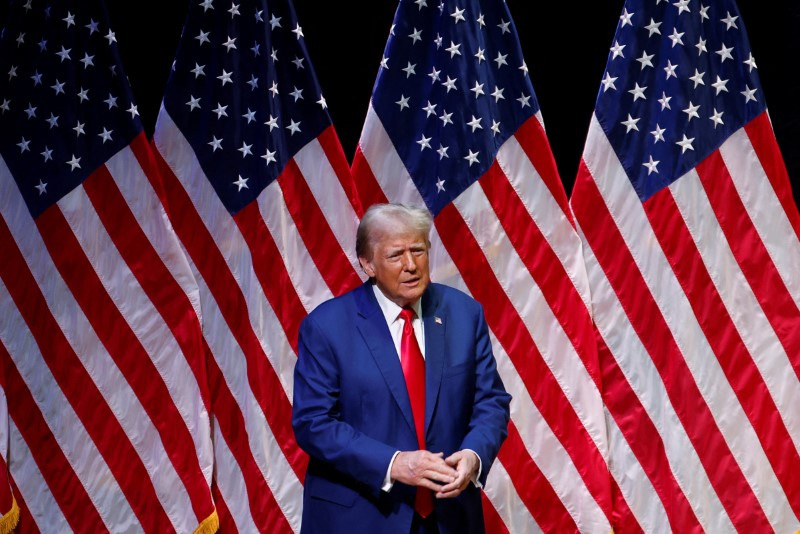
[398,308,434,518]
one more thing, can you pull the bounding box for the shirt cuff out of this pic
[382,450,401,492]
[464,448,482,488]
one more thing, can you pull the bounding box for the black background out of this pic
[105,1,799,201]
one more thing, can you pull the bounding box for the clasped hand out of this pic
[390,449,478,499]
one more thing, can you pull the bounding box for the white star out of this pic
[17,137,30,152]
[415,0,427,9]
[467,115,483,132]
[380,56,389,69]
[270,14,282,29]
[127,104,139,118]
[439,110,453,126]
[24,104,36,118]
[73,121,85,136]
[191,63,206,78]
[13,31,23,46]
[51,79,65,95]
[517,93,531,108]
[490,120,501,136]
[491,86,505,102]
[712,76,729,94]
[208,136,223,151]
[228,3,240,17]
[683,101,700,121]
[699,4,710,20]
[105,30,117,45]
[436,144,449,159]
[663,60,678,79]
[709,108,725,128]
[689,69,705,88]
[41,146,53,161]
[494,52,508,68]
[222,36,237,52]
[470,81,485,98]
[497,19,511,34]
[669,28,685,47]
[396,94,410,110]
[246,75,258,90]
[233,175,249,191]
[292,56,305,69]
[265,115,278,131]
[628,83,647,101]
[102,94,118,109]
[242,108,256,123]
[213,103,228,118]
[290,86,304,101]
[442,76,457,93]
[217,69,233,85]
[436,177,446,192]
[445,41,461,58]
[651,124,666,143]
[409,27,422,44]
[477,13,485,27]
[56,46,71,62]
[621,114,640,132]
[186,95,201,110]
[643,156,660,175]
[673,0,690,15]
[402,62,416,78]
[464,149,480,166]
[238,142,253,157]
[23,0,32,12]
[77,87,89,102]
[46,113,59,129]
[417,134,431,151]
[741,86,758,103]
[716,44,734,63]
[255,9,263,22]
[645,18,662,36]
[434,33,443,48]
[428,67,441,82]
[620,8,634,27]
[286,119,301,135]
[601,72,618,92]
[744,53,758,72]
[520,61,529,75]
[423,101,437,117]
[261,148,276,165]
[251,42,260,56]
[636,51,654,69]
[451,7,465,23]
[676,134,695,153]
[317,95,327,109]
[67,154,81,171]
[35,180,48,195]
[271,48,278,62]
[292,24,304,39]
[195,30,210,46]
[31,70,42,85]
[474,47,485,63]
[80,53,94,68]
[610,41,626,59]
[98,128,113,143]
[63,11,75,27]
[721,11,738,30]
[199,0,214,11]
[269,81,279,97]
[696,37,707,55]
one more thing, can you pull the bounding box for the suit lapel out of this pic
[354,284,417,435]
[422,286,446,436]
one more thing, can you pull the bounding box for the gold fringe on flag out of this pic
[0,498,19,534]
[193,508,219,534]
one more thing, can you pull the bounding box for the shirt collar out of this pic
[371,283,423,324]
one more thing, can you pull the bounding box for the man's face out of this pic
[359,228,431,308]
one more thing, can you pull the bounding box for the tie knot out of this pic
[398,307,416,323]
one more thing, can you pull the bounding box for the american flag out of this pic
[350,0,627,531]
[570,0,800,531]
[152,0,363,531]
[0,0,218,532]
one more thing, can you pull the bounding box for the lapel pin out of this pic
[434,316,442,325]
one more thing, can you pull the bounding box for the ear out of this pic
[358,256,376,278]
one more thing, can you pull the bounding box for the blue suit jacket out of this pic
[292,282,511,534]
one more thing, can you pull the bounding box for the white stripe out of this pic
[210,420,260,534]
[490,330,610,533]
[484,460,542,534]
[258,180,334,313]
[293,137,362,276]
[155,110,296,400]
[669,170,800,455]
[575,219,732,533]
[720,128,800,309]
[582,114,795,529]
[7,420,70,533]
[0,276,137,532]
[498,133,592,312]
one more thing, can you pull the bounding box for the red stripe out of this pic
[0,451,11,515]
[83,160,214,523]
[479,161,601,389]
[10,476,38,534]
[351,148,390,208]
[278,159,362,297]
[0,339,105,531]
[148,143,308,482]
[514,116,575,228]
[571,160,771,531]
[210,480,236,534]
[744,112,800,242]
[595,334,701,532]
[434,203,614,523]
[697,151,800,378]
[317,127,364,217]
[498,421,577,532]
[204,338,292,533]
[644,180,800,516]
[481,492,509,534]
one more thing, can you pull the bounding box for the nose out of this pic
[401,250,417,271]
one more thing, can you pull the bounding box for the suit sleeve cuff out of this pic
[382,450,401,492]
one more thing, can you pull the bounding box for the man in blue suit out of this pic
[292,203,511,533]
